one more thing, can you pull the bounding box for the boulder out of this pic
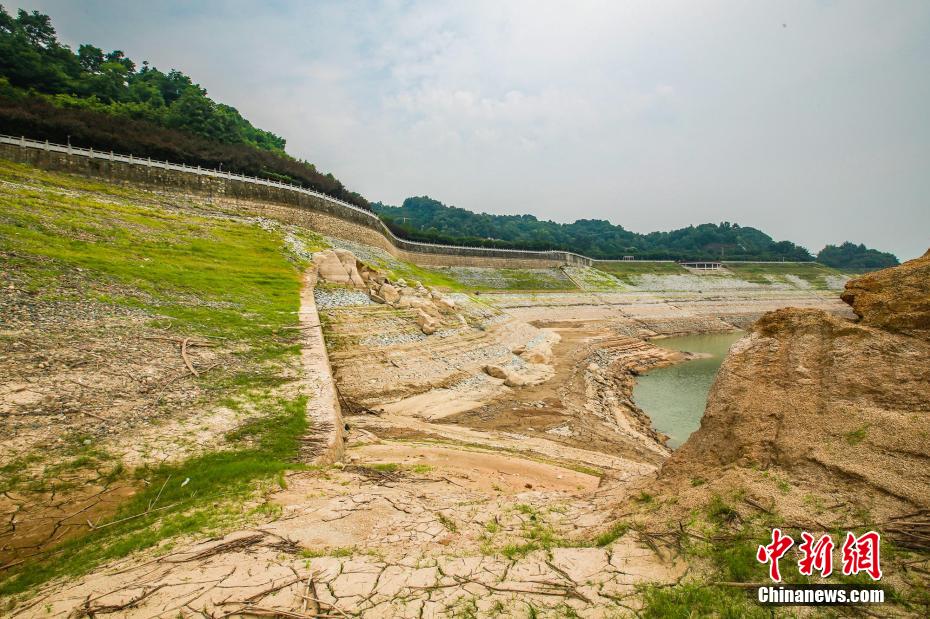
[483,364,529,387]
[406,297,438,316]
[379,283,400,304]
[433,295,456,312]
[358,264,378,284]
[841,249,930,338]
[415,309,440,335]
[312,250,352,285]
[311,248,366,288]
[504,375,529,388]
[521,348,550,364]
[333,249,366,288]
[483,365,509,380]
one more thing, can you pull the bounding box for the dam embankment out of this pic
[0,136,580,269]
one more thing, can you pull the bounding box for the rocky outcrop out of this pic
[311,248,462,334]
[312,248,366,287]
[663,250,930,512]
[841,249,930,337]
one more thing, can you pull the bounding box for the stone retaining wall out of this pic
[0,143,571,269]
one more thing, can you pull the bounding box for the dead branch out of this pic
[219,605,340,618]
[74,583,166,616]
[243,576,302,603]
[743,496,772,514]
[181,337,199,377]
[161,533,265,563]
[143,335,217,347]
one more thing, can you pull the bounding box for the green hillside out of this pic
[0,159,325,594]
[0,6,368,208]
[374,196,899,268]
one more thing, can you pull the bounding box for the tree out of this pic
[77,44,104,72]
[817,243,898,270]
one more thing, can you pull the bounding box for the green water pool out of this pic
[632,331,745,448]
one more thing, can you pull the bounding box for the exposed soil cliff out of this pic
[841,249,930,337]
[595,251,930,614]
[663,251,930,515]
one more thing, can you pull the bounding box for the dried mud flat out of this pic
[5,263,857,617]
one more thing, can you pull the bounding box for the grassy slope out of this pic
[722,262,844,289]
[340,244,580,292]
[0,160,326,596]
[595,260,847,290]
[593,261,687,285]
[634,490,926,616]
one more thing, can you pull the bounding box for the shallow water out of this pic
[633,331,745,448]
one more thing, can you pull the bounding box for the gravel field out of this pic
[632,273,770,292]
[359,332,427,348]
[448,374,493,392]
[563,266,625,291]
[313,288,375,309]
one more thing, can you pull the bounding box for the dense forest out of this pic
[0,6,368,208]
[374,196,819,261]
[816,242,899,270]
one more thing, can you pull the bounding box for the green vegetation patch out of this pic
[722,262,843,290]
[0,396,308,596]
[0,160,313,597]
[0,159,302,350]
[639,491,927,616]
[564,266,624,291]
[433,266,577,291]
[593,261,687,285]
[640,583,767,619]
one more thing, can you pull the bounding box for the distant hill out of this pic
[374,196,817,261]
[0,6,368,209]
[817,242,899,270]
[374,197,899,265]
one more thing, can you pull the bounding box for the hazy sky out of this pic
[17,1,930,259]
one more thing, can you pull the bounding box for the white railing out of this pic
[0,133,581,261]
[0,134,818,266]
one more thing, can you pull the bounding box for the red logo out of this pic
[841,531,882,580]
[798,532,834,577]
[757,528,794,582]
[757,530,882,582]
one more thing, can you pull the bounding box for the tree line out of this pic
[816,242,898,270]
[375,197,899,266]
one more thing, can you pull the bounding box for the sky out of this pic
[16,0,930,259]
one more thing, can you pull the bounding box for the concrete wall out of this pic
[0,142,578,269]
